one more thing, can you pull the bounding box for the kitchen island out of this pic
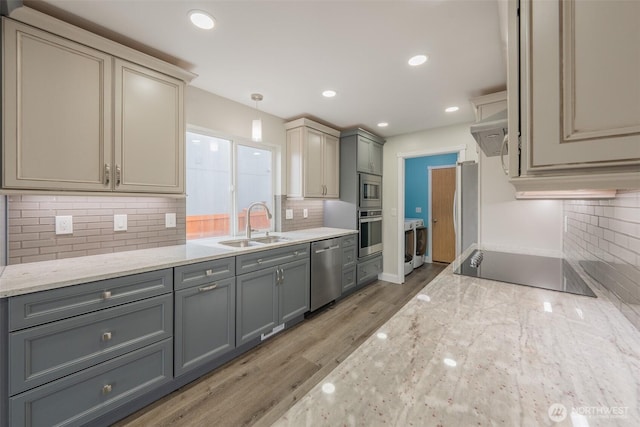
[274,261,640,426]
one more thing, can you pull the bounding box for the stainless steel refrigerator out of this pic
[455,161,479,257]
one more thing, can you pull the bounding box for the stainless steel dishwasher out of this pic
[310,237,342,311]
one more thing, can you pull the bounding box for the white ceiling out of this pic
[26,0,507,138]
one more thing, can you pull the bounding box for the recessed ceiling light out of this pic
[322,90,337,98]
[189,10,215,30]
[377,122,389,128]
[445,106,459,113]
[408,54,428,66]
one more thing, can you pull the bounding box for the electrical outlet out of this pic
[165,213,176,228]
[416,207,422,213]
[114,214,127,231]
[285,209,294,220]
[55,216,73,235]
[303,208,308,218]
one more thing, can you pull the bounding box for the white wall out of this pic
[186,86,287,194]
[479,153,563,256]
[382,123,480,282]
[382,122,564,282]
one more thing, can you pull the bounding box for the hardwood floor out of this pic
[114,263,446,427]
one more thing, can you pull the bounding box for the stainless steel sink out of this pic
[251,236,290,244]
[218,239,262,248]
[218,236,290,247]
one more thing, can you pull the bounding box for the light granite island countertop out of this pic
[274,263,640,426]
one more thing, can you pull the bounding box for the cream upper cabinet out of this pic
[2,19,112,191]
[1,9,194,194]
[286,118,340,199]
[114,60,184,194]
[508,0,640,191]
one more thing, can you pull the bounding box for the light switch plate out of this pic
[285,209,294,220]
[303,208,308,218]
[165,213,176,228]
[55,215,73,235]
[114,214,127,231]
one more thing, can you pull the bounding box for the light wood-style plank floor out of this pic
[114,263,446,427]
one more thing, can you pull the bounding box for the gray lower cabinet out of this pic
[174,276,235,376]
[341,235,357,293]
[357,254,383,287]
[9,339,173,427]
[236,246,310,346]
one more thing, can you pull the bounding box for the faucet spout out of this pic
[245,202,272,240]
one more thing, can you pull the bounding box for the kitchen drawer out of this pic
[174,257,235,290]
[9,294,172,395]
[357,255,382,286]
[9,338,172,427]
[236,243,309,275]
[342,266,356,293]
[341,234,357,248]
[342,246,356,269]
[8,268,172,331]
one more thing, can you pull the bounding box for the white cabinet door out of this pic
[114,59,184,193]
[523,0,640,172]
[303,128,325,197]
[323,134,340,197]
[2,19,112,191]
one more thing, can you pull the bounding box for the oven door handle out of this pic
[360,216,382,224]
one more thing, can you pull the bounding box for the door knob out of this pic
[433,219,438,223]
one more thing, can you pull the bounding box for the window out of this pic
[186,130,273,240]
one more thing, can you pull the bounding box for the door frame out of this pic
[427,165,456,264]
[396,145,466,284]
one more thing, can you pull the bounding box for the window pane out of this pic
[236,145,273,235]
[186,132,232,239]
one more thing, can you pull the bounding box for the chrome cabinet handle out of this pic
[102,291,112,300]
[199,284,217,292]
[104,164,111,186]
[293,251,299,256]
[257,259,263,265]
[280,268,284,283]
[276,268,281,284]
[102,332,112,342]
[115,165,121,186]
[205,269,214,276]
[102,384,112,395]
[500,134,509,175]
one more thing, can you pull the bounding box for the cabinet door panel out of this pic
[356,138,371,172]
[175,278,235,376]
[279,259,310,324]
[370,142,383,175]
[304,128,325,197]
[526,0,640,170]
[323,134,340,197]
[236,268,278,345]
[114,59,184,193]
[2,19,111,191]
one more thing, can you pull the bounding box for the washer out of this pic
[405,218,426,269]
[403,220,415,276]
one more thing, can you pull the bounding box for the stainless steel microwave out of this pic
[359,173,382,209]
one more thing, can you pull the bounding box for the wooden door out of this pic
[431,167,456,263]
[114,59,184,193]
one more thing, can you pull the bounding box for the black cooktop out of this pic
[454,250,596,298]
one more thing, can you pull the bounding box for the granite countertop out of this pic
[274,263,640,426]
[0,227,357,298]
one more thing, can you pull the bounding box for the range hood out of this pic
[469,109,508,157]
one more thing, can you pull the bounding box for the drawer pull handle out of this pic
[102,291,112,300]
[257,259,263,264]
[199,284,217,292]
[102,384,112,395]
[293,251,298,256]
[102,332,112,342]
[205,269,214,276]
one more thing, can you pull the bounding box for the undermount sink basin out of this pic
[251,236,291,244]
[218,239,261,248]
[218,236,290,248]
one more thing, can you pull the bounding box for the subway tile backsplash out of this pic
[275,196,324,232]
[564,191,640,330]
[7,195,186,265]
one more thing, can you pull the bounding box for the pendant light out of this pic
[251,93,263,142]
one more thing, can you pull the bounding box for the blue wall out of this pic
[404,153,458,233]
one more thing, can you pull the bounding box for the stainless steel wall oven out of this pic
[358,209,383,258]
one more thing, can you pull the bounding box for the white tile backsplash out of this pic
[564,190,640,329]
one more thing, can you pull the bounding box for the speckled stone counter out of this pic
[0,227,356,297]
[274,264,640,427]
